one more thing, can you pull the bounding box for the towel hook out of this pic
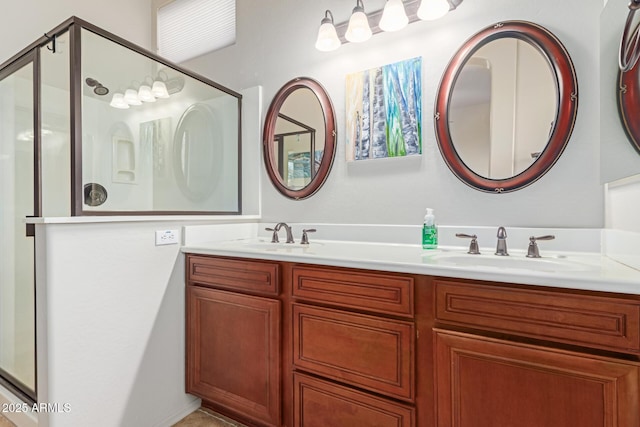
[44,32,57,53]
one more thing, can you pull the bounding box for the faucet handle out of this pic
[265,227,279,243]
[301,229,316,245]
[526,235,555,258]
[497,226,507,238]
[456,233,481,254]
[531,235,555,241]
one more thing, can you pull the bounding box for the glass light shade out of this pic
[109,93,130,109]
[152,80,170,98]
[124,89,142,105]
[315,22,341,51]
[138,85,157,102]
[379,0,409,32]
[345,10,372,43]
[417,0,450,21]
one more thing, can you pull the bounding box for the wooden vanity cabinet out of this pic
[433,278,640,427]
[186,255,282,427]
[186,254,640,427]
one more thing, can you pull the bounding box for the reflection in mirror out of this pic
[263,78,336,200]
[601,0,640,183]
[80,27,240,214]
[449,39,557,179]
[273,88,325,190]
[173,104,222,201]
[435,21,578,193]
[618,40,640,155]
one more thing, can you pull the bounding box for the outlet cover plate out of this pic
[155,230,179,246]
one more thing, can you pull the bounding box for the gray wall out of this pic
[186,0,604,228]
[0,0,152,64]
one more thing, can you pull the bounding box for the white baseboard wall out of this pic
[153,397,201,427]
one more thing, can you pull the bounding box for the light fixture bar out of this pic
[334,0,462,43]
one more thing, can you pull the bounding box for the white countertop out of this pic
[182,238,640,295]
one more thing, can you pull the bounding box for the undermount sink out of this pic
[424,251,595,273]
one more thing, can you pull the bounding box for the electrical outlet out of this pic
[155,229,179,246]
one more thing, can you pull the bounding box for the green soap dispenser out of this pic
[422,208,438,249]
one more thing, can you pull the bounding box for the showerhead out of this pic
[85,78,109,96]
[94,85,109,96]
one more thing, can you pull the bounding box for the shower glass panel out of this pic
[41,31,71,217]
[80,28,240,214]
[0,60,36,398]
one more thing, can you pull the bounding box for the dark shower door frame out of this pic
[0,47,41,404]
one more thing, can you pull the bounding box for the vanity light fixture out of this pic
[107,72,182,108]
[315,10,341,51]
[137,85,157,102]
[379,0,409,32]
[109,93,130,109]
[315,0,463,51]
[417,0,450,21]
[124,88,143,106]
[345,0,373,43]
[152,80,170,98]
[619,0,640,71]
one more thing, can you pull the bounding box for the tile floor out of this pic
[0,414,15,427]
[0,408,242,427]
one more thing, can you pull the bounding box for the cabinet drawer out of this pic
[435,280,640,354]
[294,373,415,427]
[187,255,279,296]
[292,265,414,318]
[293,303,415,401]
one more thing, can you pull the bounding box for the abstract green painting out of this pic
[346,57,422,161]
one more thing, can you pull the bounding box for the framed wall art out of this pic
[346,57,422,161]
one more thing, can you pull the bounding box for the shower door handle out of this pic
[25,216,35,237]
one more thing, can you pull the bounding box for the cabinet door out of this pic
[187,286,281,426]
[435,329,640,427]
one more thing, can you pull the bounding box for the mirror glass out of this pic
[263,77,336,200]
[273,88,325,190]
[435,21,578,193]
[449,38,557,179]
[173,103,222,201]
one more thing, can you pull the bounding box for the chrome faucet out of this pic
[265,222,295,243]
[495,226,509,256]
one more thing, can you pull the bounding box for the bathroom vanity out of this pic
[184,238,640,427]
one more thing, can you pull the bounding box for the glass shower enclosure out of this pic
[0,16,242,401]
[0,50,37,403]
